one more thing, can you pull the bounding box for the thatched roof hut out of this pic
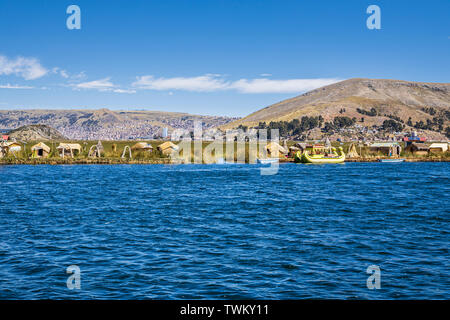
[57,143,82,158]
[266,142,287,157]
[0,141,21,158]
[428,143,448,153]
[31,142,51,158]
[369,142,401,156]
[346,143,359,158]
[158,141,179,155]
[405,142,429,155]
[132,142,153,151]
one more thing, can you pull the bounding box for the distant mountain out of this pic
[0,109,237,140]
[222,78,450,132]
[8,124,66,141]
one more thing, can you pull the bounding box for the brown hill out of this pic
[222,78,450,129]
[0,109,237,140]
[8,124,67,141]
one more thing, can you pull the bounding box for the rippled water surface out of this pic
[0,163,448,299]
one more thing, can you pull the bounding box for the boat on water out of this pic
[294,144,345,164]
[378,158,405,163]
[257,158,279,164]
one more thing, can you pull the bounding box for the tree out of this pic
[382,119,404,132]
[407,117,413,127]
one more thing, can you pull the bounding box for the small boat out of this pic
[294,144,345,164]
[378,158,405,163]
[257,158,279,164]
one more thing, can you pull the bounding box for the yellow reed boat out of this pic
[294,144,345,164]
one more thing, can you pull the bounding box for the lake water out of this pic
[0,163,448,299]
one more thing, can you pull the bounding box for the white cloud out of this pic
[71,77,135,94]
[132,74,341,94]
[72,77,115,91]
[52,67,69,79]
[132,74,229,92]
[0,83,34,89]
[71,71,87,80]
[230,78,341,93]
[113,88,136,94]
[0,55,48,80]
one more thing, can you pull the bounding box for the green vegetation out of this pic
[413,117,445,132]
[383,114,404,123]
[421,107,437,115]
[382,119,404,132]
[414,108,450,134]
[254,116,324,137]
[322,116,356,133]
[357,107,377,117]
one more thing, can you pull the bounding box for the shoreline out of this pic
[1,157,449,165]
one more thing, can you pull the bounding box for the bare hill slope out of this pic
[8,124,66,141]
[222,78,450,129]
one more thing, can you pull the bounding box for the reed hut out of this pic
[428,143,448,154]
[0,141,21,157]
[132,142,154,152]
[346,143,359,158]
[266,142,287,158]
[405,142,429,156]
[158,141,179,156]
[31,142,51,158]
[0,142,8,158]
[369,142,401,157]
[57,143,82,158]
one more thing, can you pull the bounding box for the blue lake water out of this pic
[0,163,448,299]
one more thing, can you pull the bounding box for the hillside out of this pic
[8,124,67,141]
[0,109,237,140]
[222,78,450,139]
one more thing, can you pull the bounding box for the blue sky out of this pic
[0,0,449,117]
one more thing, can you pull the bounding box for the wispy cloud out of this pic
[51,67,69,79]
[0,55,48,80]
[72,77,115,91]
[132,74,340,94]
[231,78,341,93]
[0,83,34,89]
[112,88,136,94]
[133,74,229,92]
[72,77,135,94]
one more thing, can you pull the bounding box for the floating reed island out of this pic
[0,138,449,165]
